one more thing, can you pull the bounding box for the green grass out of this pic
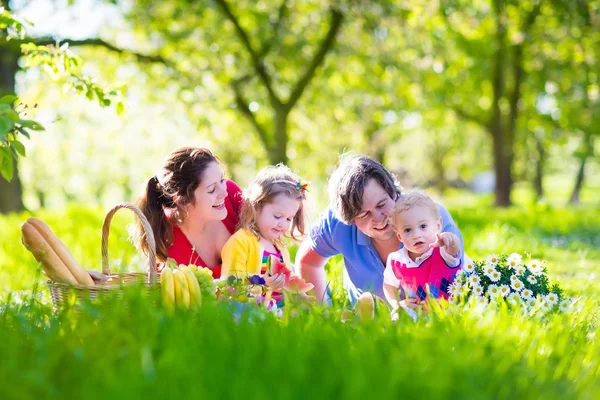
[1,191,599,399]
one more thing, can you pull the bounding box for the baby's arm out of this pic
[430,232,462,266]
[383,282,400,311]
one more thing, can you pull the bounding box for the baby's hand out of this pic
[264,273,286,290]
[429,232,461,257]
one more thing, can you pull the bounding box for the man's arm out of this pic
[296,241,330,304]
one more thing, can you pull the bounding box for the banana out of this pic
[160,266,175,313]
[173,270,190,309]
[183,269,202,309]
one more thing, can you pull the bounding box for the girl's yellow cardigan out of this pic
[221,229,291,278]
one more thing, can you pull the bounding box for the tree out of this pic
[434,0,544,206]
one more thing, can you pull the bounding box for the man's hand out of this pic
[429,232,461,257]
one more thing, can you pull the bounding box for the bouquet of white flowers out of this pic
[449,253,572,315]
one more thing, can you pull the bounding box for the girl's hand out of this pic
[429,232,461,257]
[265,273,286,290]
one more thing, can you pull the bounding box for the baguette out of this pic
[26,217,94,286]
[21,222,78,285]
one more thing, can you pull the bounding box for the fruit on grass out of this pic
[183,269,202,309]
[283,276,314,294]
[21,221,78,285]
[173,270,190,308]
[161,266,175,312]
[26,217,94,286]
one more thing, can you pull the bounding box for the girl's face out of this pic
[393,205,441,257]
[256,194,301,242]
[183,161,228,223]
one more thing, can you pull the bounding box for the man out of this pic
[296,154,463,304]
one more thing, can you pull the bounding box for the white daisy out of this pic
[527,275,537,285]
[486,254,499,268]
[454,270,466,281]
[528,260,544,276]
[468,274,481,287]
[507,292,521,304]
[457,285,468,297]
[545,292,559,306]
[499,285,510,297]
[514,265,526,276]
[521,289,534,300]
[510,274,518,282]
[472,285,484,296]
[447,282,459,296]
[540,300,551,312]
[488,284,501,298]
[484,266,496,277]
[463,261,475,274]
[558,299,571,312]
[525,298,537,308]
[510,279,525,292]
[507,253,522,269]
[489,270,501,282]
[476,296,488,306]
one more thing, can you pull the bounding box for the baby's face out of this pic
[393,205,441,256]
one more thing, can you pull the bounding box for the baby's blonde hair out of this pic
[393,189,439,228]
[237,164,307,243]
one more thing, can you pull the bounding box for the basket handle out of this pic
[101,203,157,284]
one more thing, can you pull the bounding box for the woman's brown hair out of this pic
[133,147,219,262]
[237,164,307,244]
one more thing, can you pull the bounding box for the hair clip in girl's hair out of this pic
[296,180,309,199]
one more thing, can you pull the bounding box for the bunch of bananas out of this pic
[160,265,202,312]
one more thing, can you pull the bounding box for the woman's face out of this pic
[184,161,228,223]
[353,179,396,242]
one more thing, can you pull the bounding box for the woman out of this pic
[134,147,242,278]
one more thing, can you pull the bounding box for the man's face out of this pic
[353,179,397,242]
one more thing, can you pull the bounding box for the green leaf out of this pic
[1,109,20,122]
[116,102,125,115]
[18,120,45,131]
[0,116,15,139]
[11,140,26,157]
[0,148,13,181]
[0,95,17,105]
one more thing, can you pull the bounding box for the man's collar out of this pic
[356,227,371,246]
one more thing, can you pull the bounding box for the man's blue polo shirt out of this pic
[309,204,463,304]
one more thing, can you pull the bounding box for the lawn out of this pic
[0,189,598,399]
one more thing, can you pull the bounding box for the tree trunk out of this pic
[569,156,587,205]
[270,109,289,165]
[491,128,513,207]
[0,43,24,213]
[569,132,594,205]
[533,133,545,201]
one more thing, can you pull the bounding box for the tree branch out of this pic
[452,106,487,128]
[507,2,543,140]
[285,9,344,111]
[258,0,288,59]
[31,36,169,65]
[215,0,281,108]
[490,0,507,136]
[231,79,271,151]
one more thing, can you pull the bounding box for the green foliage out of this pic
[0,6,126,183]
[20,42,125,111]
[0,271,598,398]
[1,194,599,397]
